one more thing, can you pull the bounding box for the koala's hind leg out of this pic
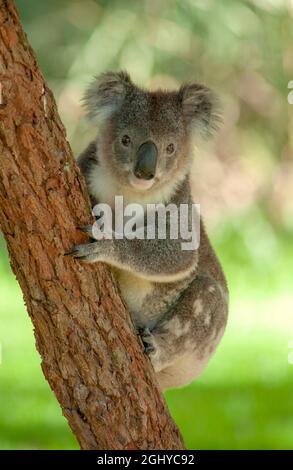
[142,275,228,390]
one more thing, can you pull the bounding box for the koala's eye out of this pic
[166,143,175,155]
[121,135,131,147]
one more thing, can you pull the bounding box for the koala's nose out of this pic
[134,141,158,180]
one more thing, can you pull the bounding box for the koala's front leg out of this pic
[142,275,228,389]
[67,230,198,282]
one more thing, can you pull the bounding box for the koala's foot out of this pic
[138,327,168,373]
[139,327,156,354]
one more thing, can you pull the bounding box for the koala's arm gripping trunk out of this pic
[0,1,184,450]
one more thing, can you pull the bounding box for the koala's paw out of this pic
[139,327,156,355]
[64,241,99,262]
[139,327,166,372]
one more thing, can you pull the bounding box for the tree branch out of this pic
[0,0,184,450]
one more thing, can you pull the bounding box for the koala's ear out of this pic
[83,71,133,123]
[179,83,221,138]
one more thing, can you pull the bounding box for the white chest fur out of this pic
[88,161,180,209]
[112,268,154,324]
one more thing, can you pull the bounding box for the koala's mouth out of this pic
[129,174,155,191]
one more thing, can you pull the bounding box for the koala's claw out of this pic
[76,224,95,237]
[64,247,84,258]
[64,247,78,256]
[144,343,156,354]
[139,327,156,355]
[64,242,99,262]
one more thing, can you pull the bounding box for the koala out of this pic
[69,71,228,390]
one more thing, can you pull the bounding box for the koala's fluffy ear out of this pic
[83,71,133,123]
[179,83,221,138]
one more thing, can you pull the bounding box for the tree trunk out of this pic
[0,0,184,450]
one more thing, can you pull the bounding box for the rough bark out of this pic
[0,0,184,450]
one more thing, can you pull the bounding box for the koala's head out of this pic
[84,71,220,192]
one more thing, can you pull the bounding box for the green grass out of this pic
[1,211,293,449]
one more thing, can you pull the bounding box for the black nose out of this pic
[134,141,158,180]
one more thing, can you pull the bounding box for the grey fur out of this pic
[71,71,228,390]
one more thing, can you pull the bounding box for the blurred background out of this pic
[0,0,293,449]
